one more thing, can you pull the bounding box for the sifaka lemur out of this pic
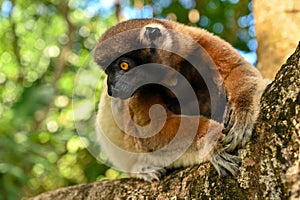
[94,18,270,181]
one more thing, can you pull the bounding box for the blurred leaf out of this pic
[12,84,54,125]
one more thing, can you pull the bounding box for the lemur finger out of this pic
[222,122,246,152]
[136,166,166,182]
[223,102,233,127]
[222,113,236,135]
[222,110,255,152]
[210,151,241,177]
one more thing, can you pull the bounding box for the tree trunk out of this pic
[254,0,300,79]
[28,43,300,200]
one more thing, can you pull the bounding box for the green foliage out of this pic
[158,0,252,51]
[0,0,114,199]
[0,0,252,199]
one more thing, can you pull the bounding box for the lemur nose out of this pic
[145,27,162,40]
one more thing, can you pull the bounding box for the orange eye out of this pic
[119,62,129,71]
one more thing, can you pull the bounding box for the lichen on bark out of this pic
[250,42,300,199]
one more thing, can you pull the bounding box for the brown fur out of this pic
[94,19,269,181]
[123,90,219,153]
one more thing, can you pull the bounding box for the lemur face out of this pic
[96,21,183,99]
[94,19,206,100]
[104,54,169,99]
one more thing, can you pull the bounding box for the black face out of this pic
[104,48,212,101]
[104,51,168,99]
[102,49,225,120]
[105,57,135,98]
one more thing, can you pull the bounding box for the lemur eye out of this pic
[119,62,129,71]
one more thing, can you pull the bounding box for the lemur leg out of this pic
[222,66,270,151]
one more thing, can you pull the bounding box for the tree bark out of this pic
[28,43,300,200]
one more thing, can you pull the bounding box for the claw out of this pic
[223,102,233,127]
[131,165,166,182]
[222,111,235,135]
[221,108,255,152]
[210,151,241,177]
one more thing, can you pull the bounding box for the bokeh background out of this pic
[0,0,254,199]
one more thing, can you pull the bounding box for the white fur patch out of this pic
[139,23,173,51]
